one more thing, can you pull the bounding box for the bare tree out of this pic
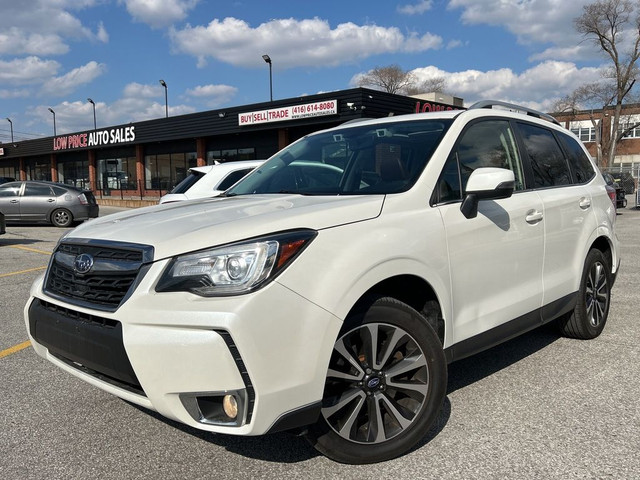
[357,64,416,94]
[406,76,448,96]
[552,82,618,165]
[357,64,449,97]
[573,0,640,167]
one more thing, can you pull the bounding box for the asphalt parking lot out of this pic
[1,205,639,479]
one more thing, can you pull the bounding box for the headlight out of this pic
[156,230,316,296]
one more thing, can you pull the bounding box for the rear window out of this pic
[170,170,206,194]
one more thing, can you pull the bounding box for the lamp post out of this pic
[48,107,56,137]
[87,98,96,130]
[262,54,273,102]
[6,117,13,142]
[159,79,168,117]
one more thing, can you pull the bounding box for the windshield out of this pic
[227,119,452,196]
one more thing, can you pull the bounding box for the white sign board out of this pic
[239,100,338,126]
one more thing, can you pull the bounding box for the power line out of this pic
[0,126,45,142]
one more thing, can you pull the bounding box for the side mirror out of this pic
[461,168,515,219]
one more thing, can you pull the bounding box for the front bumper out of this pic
[25,266,342,435]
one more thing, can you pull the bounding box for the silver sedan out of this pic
[0,180,99,227]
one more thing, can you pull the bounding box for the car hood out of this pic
[68,194,384,260]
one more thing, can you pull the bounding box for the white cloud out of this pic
[0,56,61,85]
[357,61,603,111]
[96,22,109,43]
[120,0,199,29]
[447,0,597,61]
[108,99,195,124]
[114,82,195,122]
[0,0,108,56]
[169,17,442,68]
[123,82,164,99]
[398,1,433,15]
[0,28,69,56]
[30,84,197,135]
[0,88,31,99]
[185,84,238,107]
[40,61,107,97]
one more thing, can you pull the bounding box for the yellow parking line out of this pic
[0,266,47,278]
[7,245,53,255]
[0,340,32,359]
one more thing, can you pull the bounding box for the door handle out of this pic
[47,198,55,203]
[525,210,543,224]
[10,199,18,203]
[579,197,591,209]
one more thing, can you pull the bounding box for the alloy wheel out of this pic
[321,322,429,444]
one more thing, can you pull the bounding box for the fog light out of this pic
[223,395,238,419]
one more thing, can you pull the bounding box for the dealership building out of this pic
[0,88,462,205]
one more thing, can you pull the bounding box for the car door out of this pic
[517,122,598,309]
[19,183,58,222]
[434,119,545,350]
[0,182,23,221]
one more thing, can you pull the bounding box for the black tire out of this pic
[305,296,447,464]
[557,249,611,339]
[51,208,73,228]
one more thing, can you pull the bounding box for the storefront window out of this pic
[24,157,51,181]
[57,159,89,189]
[97,156,138,191]
[0,160,19,180]
[206,147,256,165]
[145,152,196,191]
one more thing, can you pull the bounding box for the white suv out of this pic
[158,160,264,204]
[25,101,619,464]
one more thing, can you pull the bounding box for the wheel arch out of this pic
[346,274,446,345]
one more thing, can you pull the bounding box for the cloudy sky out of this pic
[0,0,614,141]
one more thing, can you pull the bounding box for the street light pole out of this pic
[6,117,13,142]
[48,107,56,137]
[87,98,96,130]
[159,79,168,117]
[262,54,273,102]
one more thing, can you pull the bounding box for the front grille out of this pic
[44,240,154,311]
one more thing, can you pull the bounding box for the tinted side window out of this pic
[24,184,54,196]
[435,120,524,203]
[557,133,596,184]
[518,123,571,188]
[217,168,253,191]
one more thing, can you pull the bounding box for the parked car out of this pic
[603,172,626,208]
[158,160,265,204]
[0,181,99,227]
[0,210,5,235]
[0,176,15,185]
[25,101,619,464]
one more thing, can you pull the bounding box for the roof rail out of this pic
[469,100,560,126]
